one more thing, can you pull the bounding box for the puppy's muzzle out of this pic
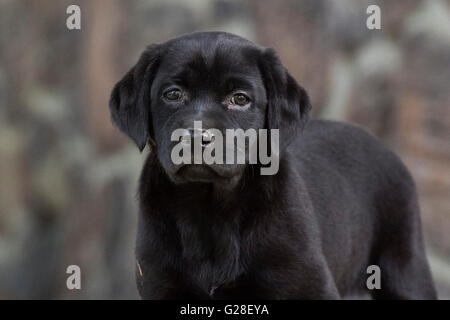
[179,128,216,148]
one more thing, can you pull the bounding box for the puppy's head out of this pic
[109,32,311,185]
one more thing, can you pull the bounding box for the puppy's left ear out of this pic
[258,48,312,150]
[109,45,160,151]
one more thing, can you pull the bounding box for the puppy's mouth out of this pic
[177,165,220,183]
[170,163,245,185]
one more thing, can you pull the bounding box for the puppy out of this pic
[109,32,436,299]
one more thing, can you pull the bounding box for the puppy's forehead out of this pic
[158,33,260,79]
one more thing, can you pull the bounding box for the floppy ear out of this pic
[258,48,311,150]
[109,45,160,151]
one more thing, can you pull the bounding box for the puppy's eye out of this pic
[163,89,182,101]
[230,93,250,106]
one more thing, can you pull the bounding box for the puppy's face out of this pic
[110,32,311,186]
[150,35,268,184]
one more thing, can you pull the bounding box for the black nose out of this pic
[180,128,215,147]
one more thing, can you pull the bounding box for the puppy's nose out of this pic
[180,128,215,147]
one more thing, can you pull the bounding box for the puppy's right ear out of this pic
[109,45,160,151]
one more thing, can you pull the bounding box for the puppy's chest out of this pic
[176,214,242,295]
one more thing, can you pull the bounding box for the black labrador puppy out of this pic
[109,32,436,299]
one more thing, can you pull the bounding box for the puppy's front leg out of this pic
[216,258,340,299]
[294,263,341,299]
[136,265,207,300]
[269,261,341,300]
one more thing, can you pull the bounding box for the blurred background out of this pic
[0,0,449,299]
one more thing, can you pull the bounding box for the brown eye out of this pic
[230,93,250,106]
[164,89,182,101]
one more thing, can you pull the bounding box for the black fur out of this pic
[109,32,436,299]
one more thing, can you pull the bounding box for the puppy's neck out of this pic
[140,153,286,212]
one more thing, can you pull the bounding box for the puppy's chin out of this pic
[177,165,220,183]
[165,163,245,187]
